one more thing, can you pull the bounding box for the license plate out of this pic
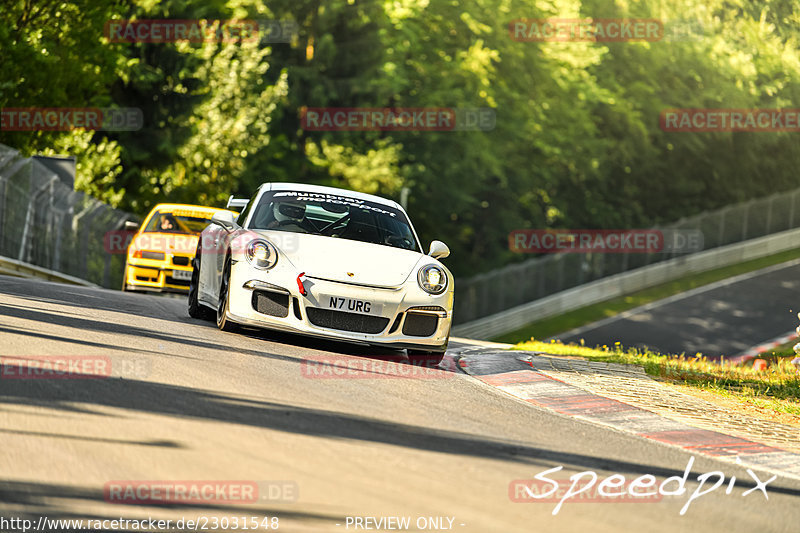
[172,270,192,280]
[324,295,382,316]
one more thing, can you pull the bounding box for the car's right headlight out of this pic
[132,250,165,261]
[417,264,447,295]
[245,239,278,270]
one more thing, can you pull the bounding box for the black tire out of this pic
[121,265,129,291]
[406,350,445,368]
[188,253,213,320]
[216,257,238,332]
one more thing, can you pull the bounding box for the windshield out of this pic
[247,190,419,252]
[143,209,213,235]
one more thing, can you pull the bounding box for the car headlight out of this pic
[245,239,278,270]
[417,264,447,295]
[132,250,165,260]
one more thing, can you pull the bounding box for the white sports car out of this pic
[188,182,453,364]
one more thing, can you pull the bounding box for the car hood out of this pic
[255,230,425,288]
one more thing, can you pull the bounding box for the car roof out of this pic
[149,203,234,215]
[260,182,404,211]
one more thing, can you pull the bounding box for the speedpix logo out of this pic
[510,457,775,515]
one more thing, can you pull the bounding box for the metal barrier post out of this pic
[77,205,106,281]
[18,176,58,263]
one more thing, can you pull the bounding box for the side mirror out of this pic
[211,211,239,232]
[124,220,140,232]
[428,240,450,260]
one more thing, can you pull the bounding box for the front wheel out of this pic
[216,258,238,332]
[406,350,445,368]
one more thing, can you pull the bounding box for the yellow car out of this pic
[123,203,238,293]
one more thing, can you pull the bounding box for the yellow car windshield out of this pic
[143,210,212,235]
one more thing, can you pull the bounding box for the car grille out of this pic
[252,290,290,318]
[402,313,439,337]
[306,307,390,334]
[172,256,190,266]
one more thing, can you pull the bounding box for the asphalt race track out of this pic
[554,260,800,358]
[1,275,799,532]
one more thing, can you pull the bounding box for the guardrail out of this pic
[0,144,137,288]
[0,255,97,286]
[452,227,800,340]
[455,188,800,325]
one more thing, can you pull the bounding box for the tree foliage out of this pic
[3,0,800,276]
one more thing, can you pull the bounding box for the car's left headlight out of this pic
[245,239,278,270]
[417,264,447,295]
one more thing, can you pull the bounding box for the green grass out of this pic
[759,338,799,360]
[515,340,800,417]
[494,248,800,344]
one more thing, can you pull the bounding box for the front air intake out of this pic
[402,313,439,337]
[252,290,290,318]
[306,308,389,334]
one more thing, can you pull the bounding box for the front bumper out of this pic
[124,257,193,293]
[224,260,452,351]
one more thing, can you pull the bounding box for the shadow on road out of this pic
[0,295,447,371]
[2,371,800,499]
